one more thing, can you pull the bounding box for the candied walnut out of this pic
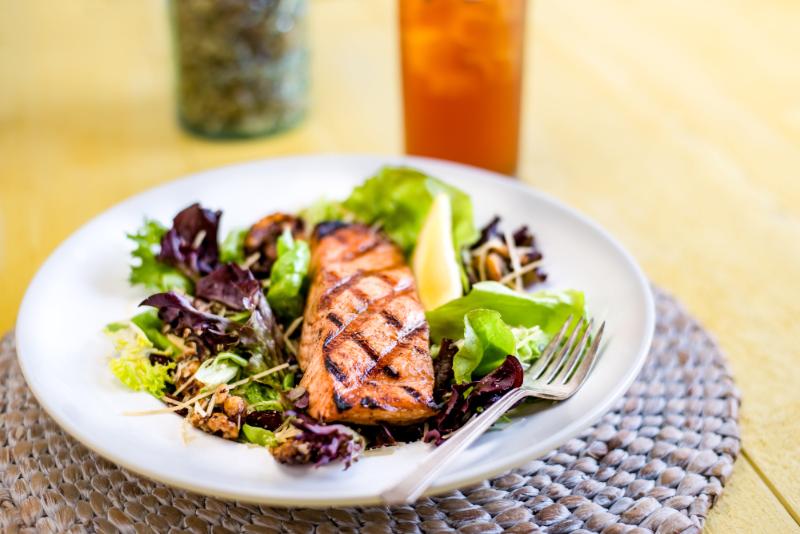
[213,387,229,405]
[271,438,311,465]
[223,395,246,418]
[244,213,304,277]
[178,359,200,380]
[206,413,240,440]
[187,410,206,428]
[485,252,506,281]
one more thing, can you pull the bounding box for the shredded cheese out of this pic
[173,361,202,396]
[242,252,260,270]
[181,417,195,445]
[191,230,207,249]
[470,237,504,282]
[281,316,304,356]
[284,316,304,338]
[498,260,542,286]
[503,229,523,291]
[124,362,289,416]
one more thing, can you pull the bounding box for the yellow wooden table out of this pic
[1,1,798,531]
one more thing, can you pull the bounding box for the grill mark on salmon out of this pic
[324,286,414,348]
[324,356,347,384]
[402,386,421,400]
[319,272,362,307]
[317,265,404,309]
[348,286,371,308]
[360,396,392,410]
[297,223,436,425]
[382,366,399,378]
[343,237,381,261]
[362,321,428,381]
[320,285,414,352]
[327,312,343,328]
[333,392,352,412]
[381,309,403,329]
[351,332,380,361]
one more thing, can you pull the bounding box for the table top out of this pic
[1,1,798,531]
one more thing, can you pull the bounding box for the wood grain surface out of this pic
[0,1,798,530]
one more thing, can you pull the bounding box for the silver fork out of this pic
[380,316,604,505]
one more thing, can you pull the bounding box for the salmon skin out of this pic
[297,222,437,425]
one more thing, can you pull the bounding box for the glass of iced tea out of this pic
[399,0,526,176]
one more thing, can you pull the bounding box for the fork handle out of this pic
[380,387,530,505]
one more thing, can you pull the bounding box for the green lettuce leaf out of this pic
[130,309,177,355]
[220,227,248,265]
[512,325,549,365]
[267,229,311,319]
[234,381,284,411]
[427,281,585,342]
[194,351,247,387]
[342,166,478,255]
[128,219,193,293]
[241,424,278,447]
[453,309,516,383]
[105,321,174,397]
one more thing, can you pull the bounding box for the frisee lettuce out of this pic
[267,229,311,319]
[105,321,174,397]
[109,357,174,398]
[127,219,193,293]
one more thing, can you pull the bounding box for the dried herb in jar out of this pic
[170,0,309,138]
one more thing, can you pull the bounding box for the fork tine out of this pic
[527,315,573,379]
[555,318,594,384]
[566,321,605,389]
[543,317,586,383]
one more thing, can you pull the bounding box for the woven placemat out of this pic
[0,287,740,534]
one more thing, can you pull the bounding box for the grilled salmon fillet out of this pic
[297,222,437,425]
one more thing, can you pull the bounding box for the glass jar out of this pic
[170,0,309,138]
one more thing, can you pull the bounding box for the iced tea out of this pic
[399,0,526,175]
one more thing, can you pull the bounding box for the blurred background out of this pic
[1,1,799,530]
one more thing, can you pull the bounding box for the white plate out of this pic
[16,155,654,507]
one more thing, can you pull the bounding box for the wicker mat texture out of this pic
[0,287,740,534]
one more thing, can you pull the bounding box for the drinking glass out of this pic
[399,0,526,176]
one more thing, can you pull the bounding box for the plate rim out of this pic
[15,154,655,507]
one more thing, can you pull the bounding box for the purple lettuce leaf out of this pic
[196,263,262,311]
[354,423,425,448]
[424,355,524,445]
[238,296,284,364]
[471,215,502,250]
[273,413,364,468]
[433,338,458,401]
[141,289,285,364]
[140,292,236,352]
[158,203,221,279]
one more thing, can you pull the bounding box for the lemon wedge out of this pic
[413,193,463,310]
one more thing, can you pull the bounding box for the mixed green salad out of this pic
[106,167,585,467]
